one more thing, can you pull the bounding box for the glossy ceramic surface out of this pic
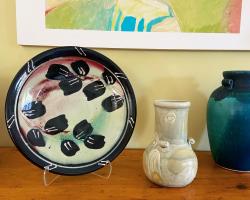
[143,100,197,187]
[207,71,250,171]
[5,47,136,175]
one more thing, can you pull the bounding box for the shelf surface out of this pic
[0,148,250,200]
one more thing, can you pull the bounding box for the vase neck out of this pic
[222,71,250,90]
[154,104,189,145]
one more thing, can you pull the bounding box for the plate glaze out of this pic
[5,47,136,175]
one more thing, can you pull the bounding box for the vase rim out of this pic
[223,71,250,78]
[154,100,190,108]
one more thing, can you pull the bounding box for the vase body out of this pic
[143,100,197,187]
[207,71,250,171]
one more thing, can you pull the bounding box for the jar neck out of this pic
[222,71,250,90]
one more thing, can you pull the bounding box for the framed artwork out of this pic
[16,0,250,50]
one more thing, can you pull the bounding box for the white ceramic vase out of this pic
[143,100,198,187]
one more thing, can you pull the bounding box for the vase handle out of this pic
[222,79,233,89]
[188,138,195,145]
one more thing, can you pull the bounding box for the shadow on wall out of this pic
[0,74,13,146]
[128,80,153,148]
[133,76,208,150]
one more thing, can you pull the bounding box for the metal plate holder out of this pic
[43,160,112,186]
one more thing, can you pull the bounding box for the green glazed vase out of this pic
[207,71,250,171]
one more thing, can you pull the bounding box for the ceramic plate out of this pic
[5,47,136,175]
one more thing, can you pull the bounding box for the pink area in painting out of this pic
[228,0,242,33]
[45,7,56,15]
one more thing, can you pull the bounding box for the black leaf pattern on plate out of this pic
[73,120,93,141]
[46,64,72,80]
[59,77,82,96]
[102,95,124,112]
[83,80,106,101]
[22,101,46,119]
[61,140,80,156]
[27,129,45,147]
[44,114,68,135]
[84,135,105,149]
[71,60,90,76]
[102,69,116,85]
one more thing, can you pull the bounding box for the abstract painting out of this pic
[16,0,250,49]
[45,0,242,33]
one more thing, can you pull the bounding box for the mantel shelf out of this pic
[0,148,249,200]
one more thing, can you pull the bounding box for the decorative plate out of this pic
[5,47,136,175]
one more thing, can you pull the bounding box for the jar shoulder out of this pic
[209,86,250,102]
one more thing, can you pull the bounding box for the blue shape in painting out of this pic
[147,16,168,32]
[121,16,136,31]
[137,18,145,32]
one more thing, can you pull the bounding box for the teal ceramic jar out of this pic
[207,71,250,171]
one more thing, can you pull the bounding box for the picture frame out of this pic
[16,0,250,50]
